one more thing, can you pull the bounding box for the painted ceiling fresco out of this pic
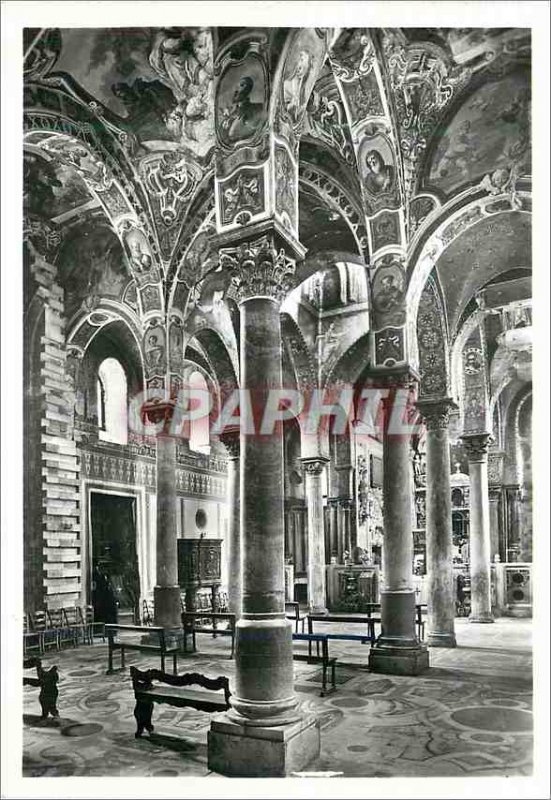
[23,152,92,220]
[54,27,215,156]
[435,212,531,334]
[57,222,129,319]
[428,70,531,195]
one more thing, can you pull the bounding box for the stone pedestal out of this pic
[222,429,241,618]
[208,714,320,777]
[302,457,329,614]
[417,399,456,648]
[462,433,494,624]
[369,378,429,675]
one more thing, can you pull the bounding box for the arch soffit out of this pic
[406,190,531,367]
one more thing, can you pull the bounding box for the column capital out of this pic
[220,427,240,460]
[369,364,420,391]
[216,221,305,305]
[301,456,329,476]
[141,397,176,435]
[416,397,457,430]
[461,432,493,462]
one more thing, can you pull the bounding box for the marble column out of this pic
[369,375,429,675]
[222,428,241,619]
[328,501,339,561]
[417,399,457,648]
[461,433,494,623]
[302,457,329,614]
[147,403,181,631]
[208,232,319,776]
[488,488,502,563]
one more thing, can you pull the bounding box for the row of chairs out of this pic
[24,607,105,655]
[142,591,230,627]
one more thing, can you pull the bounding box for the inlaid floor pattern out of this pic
[22,617,533,778]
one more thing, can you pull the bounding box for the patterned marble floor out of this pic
[22,617,533,779]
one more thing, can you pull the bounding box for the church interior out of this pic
[13,20,543,787]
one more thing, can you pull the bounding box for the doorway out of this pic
[90,492,140,624]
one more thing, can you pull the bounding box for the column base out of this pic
[427,631,457,648]
[368,640,430,676]
[469,613,495,623]
[208,713,320,777]
[309,606,328,615]
[153,585,182,630]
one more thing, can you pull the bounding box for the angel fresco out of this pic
[149,27,214,145]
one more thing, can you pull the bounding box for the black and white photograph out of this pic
[1,2,549,798]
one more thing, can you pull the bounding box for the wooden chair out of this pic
[24,613,43,656]
[30,610,59,652]
[48,608,78,648]
[84,605,105,642]
[142,599,154,626]
[63,607,87,645]
[285,601,306,633]
[217,591,229,613]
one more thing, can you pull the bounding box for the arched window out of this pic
[189,370,210,454]
[97,358,128,445]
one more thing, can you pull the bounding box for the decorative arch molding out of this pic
[298,162,368,259]
[186,326,239,401]
[323,330,370,391]
[406,190,532,367]
[416,275,450,400]
[280,312,317,392]
[66,301,145,383]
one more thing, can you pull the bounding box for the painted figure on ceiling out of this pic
[150,27,214,143]
[364,149,395,196]
[283,49,313,123]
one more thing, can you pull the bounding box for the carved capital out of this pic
[219,233,297,304]
[416,397,457,430]
[302,456,329,477]
[220,428,240,460]
[461,432,493,462]
[141,398,176,435]
[370,365,419,392]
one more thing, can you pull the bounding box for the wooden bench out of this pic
[105,624,179,675]
[307,613,377,657]
[181,612,236,658]
[292,633,336,697]
[130,666,231,738]
[23,657,60,719]
[364,603,427,641]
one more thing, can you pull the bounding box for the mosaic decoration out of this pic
[417,278,449,399]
